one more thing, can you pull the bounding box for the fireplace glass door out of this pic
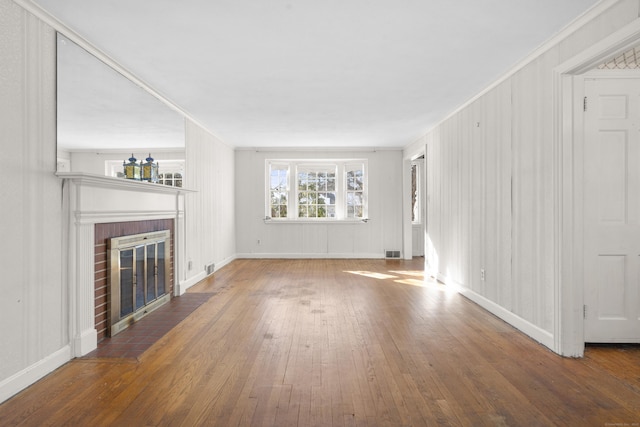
[109,230,170,336]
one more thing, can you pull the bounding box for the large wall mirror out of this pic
[56,33,185,185]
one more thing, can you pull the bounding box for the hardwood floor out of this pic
[1,258,639,426]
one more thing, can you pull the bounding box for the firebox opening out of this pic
[108,230,171,336]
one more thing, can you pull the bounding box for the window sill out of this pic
[264,218,370,224]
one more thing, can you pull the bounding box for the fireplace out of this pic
[108,230,171,336]
[58,172,190,356]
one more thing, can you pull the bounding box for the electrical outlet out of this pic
[188,260,193,270]
[257,239,261,245]
[480,268,485,281]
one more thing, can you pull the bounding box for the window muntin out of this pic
[266,160,367,221]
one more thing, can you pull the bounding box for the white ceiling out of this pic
[37,0,601,149]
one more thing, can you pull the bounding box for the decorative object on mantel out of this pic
[123,154,141,180]
[123,154,159,182]
[142,154,159,183]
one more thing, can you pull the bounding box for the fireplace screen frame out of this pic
[108,230,171,336]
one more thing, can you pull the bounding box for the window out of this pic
[297,165,336,218]
[269,163,289,218]
[346,164,365,219]
[266,160,367,221]
[158,171,183,188]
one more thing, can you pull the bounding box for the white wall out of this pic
[0,0,69,403]
[235,149,403,258]
[405,0,640,353]
[180,121,236,291]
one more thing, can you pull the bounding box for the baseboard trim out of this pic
[74,328,98,357]
[459,287,554,350]
[236,252,385,259]
[0,345,71,404]
[439,274,555,352]
[177,254,238,295]
[177,271,207,295]
[213,254,236,272]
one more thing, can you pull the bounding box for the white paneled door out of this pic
[583,77,640,342]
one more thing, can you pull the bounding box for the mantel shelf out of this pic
[56,172,197,194]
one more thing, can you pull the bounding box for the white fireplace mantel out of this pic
[57,172,195,357]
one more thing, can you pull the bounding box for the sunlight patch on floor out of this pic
[393,278,426,287]
[344,269,452,292]
[388,270,424,278]
[345,271,398,280]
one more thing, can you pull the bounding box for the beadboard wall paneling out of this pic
[182,121,236,291]
[234,150,403,258]
[406,0,640,352]
[0,0,64,402]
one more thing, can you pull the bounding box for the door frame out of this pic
[554,18,640,357]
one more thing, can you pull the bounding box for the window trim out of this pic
[265,159,368,222]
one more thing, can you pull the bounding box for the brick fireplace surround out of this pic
[94,219,175,342]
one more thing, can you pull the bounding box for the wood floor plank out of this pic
[1,258,640,426]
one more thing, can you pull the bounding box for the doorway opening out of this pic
[403,151,427,260]
[411,155,426,257]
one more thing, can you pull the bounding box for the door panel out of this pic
[596,255,625,319]
[584,77,640,342]
[597,131,627,222]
